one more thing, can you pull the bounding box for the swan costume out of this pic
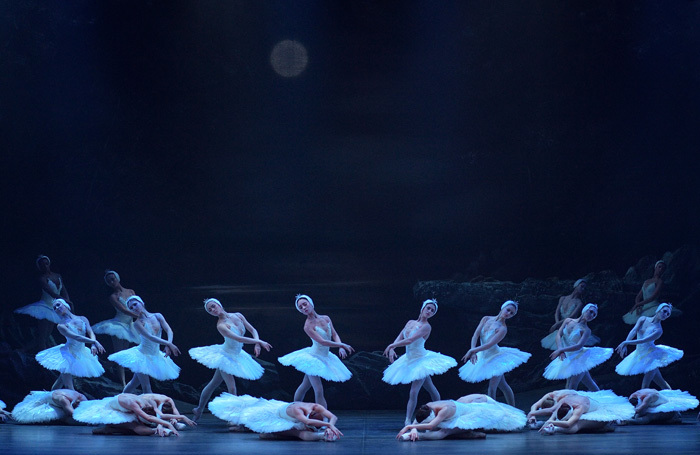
[189,323,264,380]
[278,325,351,382]
[209,394,309,433]
[15,277,64,324]
[622,282,660,325]
[35,318,104,378]
[382,325,456,384]
[73,396,139,425]
[438,397,526,432]
[544,323,612,380]
[458,326,531,382]
[108,319,180,381]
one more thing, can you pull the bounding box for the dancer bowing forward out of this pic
[543,303,612,391]
[278,294,353,409]
[108,296,181,393]
[35,299,105,390]
[616,303,682,389]
[382,299,457,425]
[459,301,531,406]
[189,298,272,421]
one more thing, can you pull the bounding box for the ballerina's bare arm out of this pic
[463,317,506,361]
[548,406,585,429]
[329,318,354,359]
[56,321,102,351]
[83,317,106,354]
[396,407,452,438]
[237,313,272,355]
[217,315,272,352]
[132,317,179,354]
[304,317,353,352]
[386,322,431,350]
[551,321,590,360]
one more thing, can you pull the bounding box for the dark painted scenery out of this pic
[1,0,699,415]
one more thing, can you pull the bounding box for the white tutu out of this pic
[73,397,137,425]
[576,390,635,422]
[1,399,5,410]
[648,390,699,413]
[278,325,351,382]
[615,343,683,375]
[15,279,64,323]
[382,336,456,384]
[11,391,64,423]
[35,340,105,378]
[458,346,531,382]
[208,393,260,425]
[240,399,307,433]
[544,347,613,380]
[189,338,264,380]
[108,339,180,381]
[93,315,139,344]
[440,398,526,432]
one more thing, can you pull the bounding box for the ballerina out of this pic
[541,279,599,349]
[382,298,457,425]
[626,389,698,424]
[458,300,531,406]
[35,299,105,390]
[108,295,181,394]
[11,389,87,423]
[526,389,579,428]
[623,260,665,325]
[189,298,273,421]
[278,294,354,409]
[538,391,633,435]
[209,394,343,441]
[616,303,683,389]
[92,270,139,387]
[15,255,74,351]
[396,394,526,441]
[543,303,612,391]
[74,393,194,436]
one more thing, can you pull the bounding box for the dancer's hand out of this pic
[615,342,628,358]
[461,349,477,364]
[91,340,106,355]
[383,346,397,362]
[165,343,181,357]
[539,423,555,435]
[339,343,353,359]
[254,341,272,357]
[550,349,565,361]
[408,429,419,441]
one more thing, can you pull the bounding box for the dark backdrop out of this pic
[0,1,698,402]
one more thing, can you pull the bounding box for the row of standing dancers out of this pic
[2,256,694,440]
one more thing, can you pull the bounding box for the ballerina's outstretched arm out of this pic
[383,322,431,361]
[303,318,353,357]
[132,317,180,356]
[396,407,451,439]
[56,321,105,354]
[462,317,506,363]
[237,313,272,356]
[616,318,662,357]
[217,317,272,352]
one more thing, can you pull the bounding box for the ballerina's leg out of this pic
[650,368,671,390]
[496,375,515,406]
[136,373,152,393]
[307,375,327,408]
[422,376,440,401]
[579,372,600,391]
[111,337,129,387]
[567,373,584,390]
[194,370,225,421]
[293,375,312,402]
[406,378,426,425]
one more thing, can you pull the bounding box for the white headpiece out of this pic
[581,303,598,316]
[655,260,666,267]
[52,298,70,311]
[573,278,587,289]
[203,298,223,314]
[295,294,314,313]
[126,295,144,307]
[421,298,438,314]
[104,270,120,285]
[655,303,672,314]
[501,300,518,314]
[36,255,50,269]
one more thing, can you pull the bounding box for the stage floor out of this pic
[1,410,699,455]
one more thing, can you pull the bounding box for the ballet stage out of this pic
[1,411,699,455]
